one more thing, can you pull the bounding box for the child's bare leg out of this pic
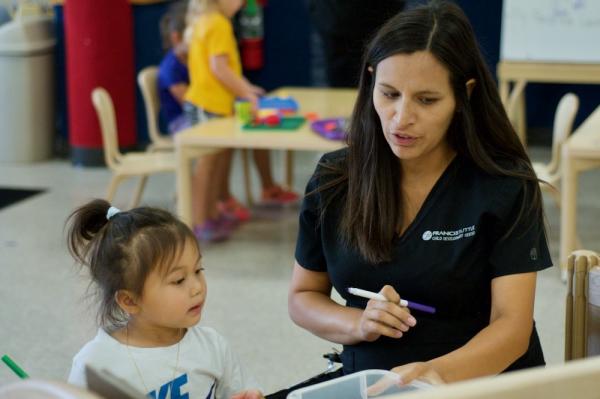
[216,149,234,201]
[253,149,275,189]
[215,149,251,221]
[192,152,220,226]
[253,150,300,204]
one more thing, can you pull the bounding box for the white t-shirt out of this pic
[68,326,260,398]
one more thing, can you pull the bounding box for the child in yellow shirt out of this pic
[184,0,298,240]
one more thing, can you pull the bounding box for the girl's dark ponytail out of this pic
[66,199,111,267]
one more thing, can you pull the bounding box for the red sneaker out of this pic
[217,197,251,222]
[261,185,300,206]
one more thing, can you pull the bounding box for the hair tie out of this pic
[106,206,121,220]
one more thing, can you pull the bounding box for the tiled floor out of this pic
[0,147,598,394]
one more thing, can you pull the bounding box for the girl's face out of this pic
[218,0,243,18]
[372,51,457,168]
[135,240,206,331]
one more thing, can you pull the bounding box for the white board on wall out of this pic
[501,0,600,63]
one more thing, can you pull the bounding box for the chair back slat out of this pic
[91,87,122,169]
[138,66,166,145]
[566,250,600,361]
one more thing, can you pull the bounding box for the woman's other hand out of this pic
[391,361,445,385]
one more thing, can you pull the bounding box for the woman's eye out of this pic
[173,278,185,285]
[195,267,204,275]
[420,97,437,105]
[383,91,399,99]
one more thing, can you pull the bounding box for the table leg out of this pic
[176,145,193,227]
[242,149,254,206]
[560,146,578,281]
[499,79,509,107]
[506,79,527,145]
[516,92,527,146]
[285,150,294,189]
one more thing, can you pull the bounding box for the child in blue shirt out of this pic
[158,8,191,134]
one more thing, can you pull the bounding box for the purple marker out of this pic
[347,287,436,314]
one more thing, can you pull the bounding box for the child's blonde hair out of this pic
[184,0,220,45]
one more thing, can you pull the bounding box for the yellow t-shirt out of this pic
[185,12,241,116]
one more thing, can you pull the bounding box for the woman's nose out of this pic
[392,99,415,127]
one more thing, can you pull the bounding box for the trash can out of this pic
[0,15,56,163]
[0,6,10,26]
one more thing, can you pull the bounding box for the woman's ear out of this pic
[115,290,140,316]
[367,65,374,74]
[466,78,476,98]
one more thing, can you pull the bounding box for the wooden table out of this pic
[497,61,600,144]
[175,87,356,226]
[560,104,600,279]
[50,0,171,4]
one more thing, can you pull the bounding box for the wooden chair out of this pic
[137,66,174,152]
[137,66,255,204]
[91,87,177,208]
[533,92,579,207]
[565,249,600,361]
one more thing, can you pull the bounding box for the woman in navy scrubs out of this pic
[289,1,551,385]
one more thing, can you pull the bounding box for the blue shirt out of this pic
[157,49,189,125]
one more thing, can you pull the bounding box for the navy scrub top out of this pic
[295,149,552,374]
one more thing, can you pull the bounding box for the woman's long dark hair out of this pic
[319,1,544,264]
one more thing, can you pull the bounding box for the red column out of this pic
[65,0,136,166]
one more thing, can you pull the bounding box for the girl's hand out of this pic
[245,92,260,110]
[391,362,445,385]
[356,285,417,342]
[248,84,265,96]
[243,85,265,111]
[231,389,264,399]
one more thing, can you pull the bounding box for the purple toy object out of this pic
[310,118,347,140]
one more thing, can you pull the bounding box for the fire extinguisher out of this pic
[240,0,264,70]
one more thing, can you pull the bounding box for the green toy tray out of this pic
[242,116,306,131]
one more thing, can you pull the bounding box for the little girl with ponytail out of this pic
[66,199,262,398]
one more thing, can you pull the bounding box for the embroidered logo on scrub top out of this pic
[422,225,476,241]
[530,247,538,261]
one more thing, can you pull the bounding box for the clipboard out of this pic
[85,365,147,399]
